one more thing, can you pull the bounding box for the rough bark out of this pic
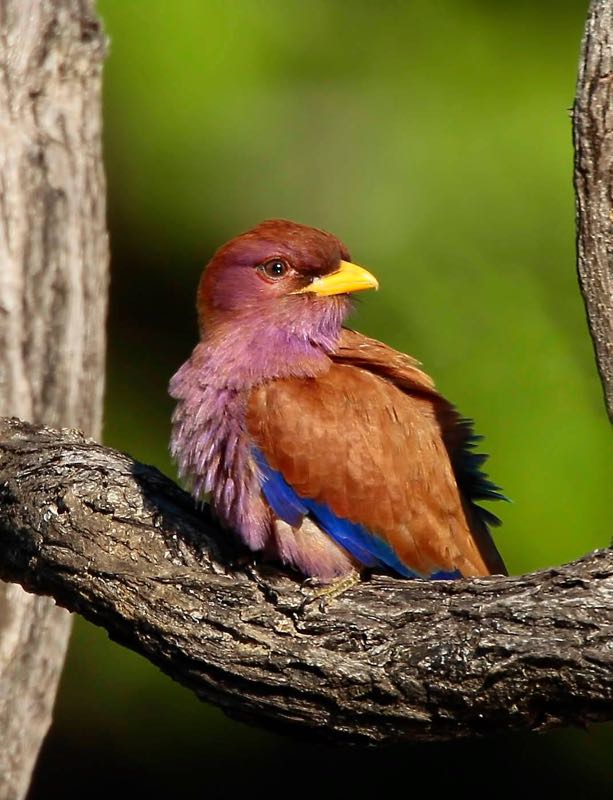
[0,2,108,798]
[0,418,611,744]
[574,0,613,421]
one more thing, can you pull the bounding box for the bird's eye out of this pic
[258,259,289,281]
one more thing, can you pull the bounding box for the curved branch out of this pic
[0,417,611,743]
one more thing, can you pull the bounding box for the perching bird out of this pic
[170,219,506,582]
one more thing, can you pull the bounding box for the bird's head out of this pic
[197,219,378,343]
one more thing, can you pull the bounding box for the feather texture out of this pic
[247,328,507,578]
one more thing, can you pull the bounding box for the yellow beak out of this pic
[294,260,379,297]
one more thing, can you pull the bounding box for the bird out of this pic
[169,219,507,582]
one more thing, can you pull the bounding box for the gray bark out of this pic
[574,0,613,420]
[0,1,108,798]
[0,418,611,744]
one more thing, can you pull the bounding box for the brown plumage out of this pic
[248,328,506,578]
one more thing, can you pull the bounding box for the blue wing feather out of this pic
[252,447,307,527]
[253,447,458,580]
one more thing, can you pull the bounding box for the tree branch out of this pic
[0,417,611,743]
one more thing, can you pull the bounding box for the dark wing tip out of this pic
[453,419,509,526]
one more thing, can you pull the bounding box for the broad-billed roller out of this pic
[170,220,506,581]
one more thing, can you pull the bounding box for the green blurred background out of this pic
[31,0,612,796]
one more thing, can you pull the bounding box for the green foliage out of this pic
[36,1,611,794]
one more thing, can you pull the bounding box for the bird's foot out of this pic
[301,570,361,609]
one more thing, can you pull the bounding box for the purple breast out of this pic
[169,346,271,551]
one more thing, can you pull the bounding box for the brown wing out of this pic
[334,328,507,575]
[247,329,505,577]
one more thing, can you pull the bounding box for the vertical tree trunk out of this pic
[0,2,108,797]
[574,0,613,420]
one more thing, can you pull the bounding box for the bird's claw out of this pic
[300,570,361,610]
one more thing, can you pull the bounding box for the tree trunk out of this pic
[0,1,108,798]
[574,0,613,420]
